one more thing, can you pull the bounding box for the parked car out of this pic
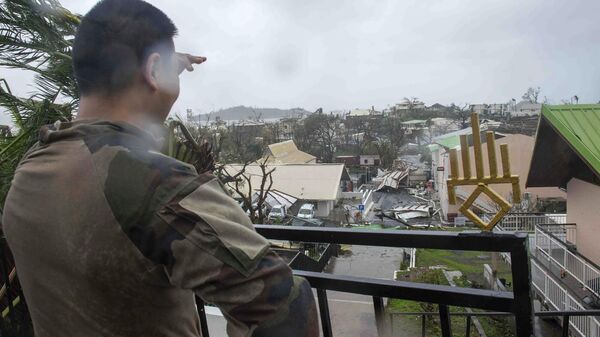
[297,203,315,219]
[268,204,286,221]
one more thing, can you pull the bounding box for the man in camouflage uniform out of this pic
[2,0,318,336]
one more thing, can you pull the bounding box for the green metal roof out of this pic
[541,104,600,176]
[435,136,461,149]
[428,127,476,152]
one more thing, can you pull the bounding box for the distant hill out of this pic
[192,106,311,122]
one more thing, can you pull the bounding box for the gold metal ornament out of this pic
[446,113,520,230]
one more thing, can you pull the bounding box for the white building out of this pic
[359,155,381,166]
[513,101,542,116]
[395,101,426,111]
[223,163,350,218]
[469,104,487,115]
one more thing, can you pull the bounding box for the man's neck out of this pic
[76,93,160,129]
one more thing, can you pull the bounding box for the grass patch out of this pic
[477,312,515,337]
[415,249,512,287]
[351,224,385,230]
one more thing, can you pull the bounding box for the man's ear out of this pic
[142,52,162,91]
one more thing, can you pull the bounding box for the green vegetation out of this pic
[387,269,470,337]
[415,249,512,286]
[477,313,515,337]
[350,224,385,230]
[387,250,515,336]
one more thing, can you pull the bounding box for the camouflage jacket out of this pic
[2,120,318,337]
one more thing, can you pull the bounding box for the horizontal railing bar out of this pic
[537,223,576,227]
[382,310,600,317]
[257,225,527,253]
[487,212,567,216]
[536,310,600,317]
[294,270,515,312]
[389,311,513,316]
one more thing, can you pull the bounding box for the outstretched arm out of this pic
[156,174,319,337]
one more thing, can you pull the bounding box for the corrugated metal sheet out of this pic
[542,104,600,176]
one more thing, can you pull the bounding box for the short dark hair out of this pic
[73,0,177,95]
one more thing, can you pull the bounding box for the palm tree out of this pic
[0,0,80,206]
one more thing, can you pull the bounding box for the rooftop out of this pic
[263,140,316,164]
[223,163,347,200]
[527,104,600,188]
[428,125,490,151]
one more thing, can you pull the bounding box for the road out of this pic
[322,245,406,337]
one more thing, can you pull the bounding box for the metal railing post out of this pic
[511,242,534,337]
[439,304,452,337]
[563,315,570,337]
[466,315,472,337]
[317,289,334,337]
[373,296,386,337]
[195,297,210,337]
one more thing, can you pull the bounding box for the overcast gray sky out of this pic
[3,0,600,122]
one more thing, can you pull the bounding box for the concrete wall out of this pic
[567,178,600,265]
[431,146,459,221]
[340,191,363,200]
[316,200,335,217]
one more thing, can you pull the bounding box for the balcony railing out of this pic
[195,225,535,337]
[387,309,600,337]
[2,224,599,336]
[493,213,567,233]
[489,213,568,261]
[532,259,600,337]
[535,225,600,303]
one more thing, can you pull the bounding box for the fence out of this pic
[489,213,568,260]
[535,225,600,303]
[495,213,567,232]
[196,225,536,337]
[532,259,600,337]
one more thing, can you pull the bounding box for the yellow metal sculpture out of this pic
[447,113,520,230]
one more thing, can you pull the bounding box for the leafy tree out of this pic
[380,117,406,148]
[293,112,340,163]
[448,103,470,129]
[521,87,541,104]
[374,140,397,169]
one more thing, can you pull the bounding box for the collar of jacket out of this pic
[38,119,166,150]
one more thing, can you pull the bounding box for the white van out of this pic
[268,204,286,221]
[297,204,315,219]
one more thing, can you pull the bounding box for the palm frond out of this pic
[163,120,216,174]
[0,0,80,108]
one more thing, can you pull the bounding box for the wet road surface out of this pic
[322,245,406,337]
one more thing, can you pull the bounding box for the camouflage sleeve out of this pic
[158,174,319,337]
